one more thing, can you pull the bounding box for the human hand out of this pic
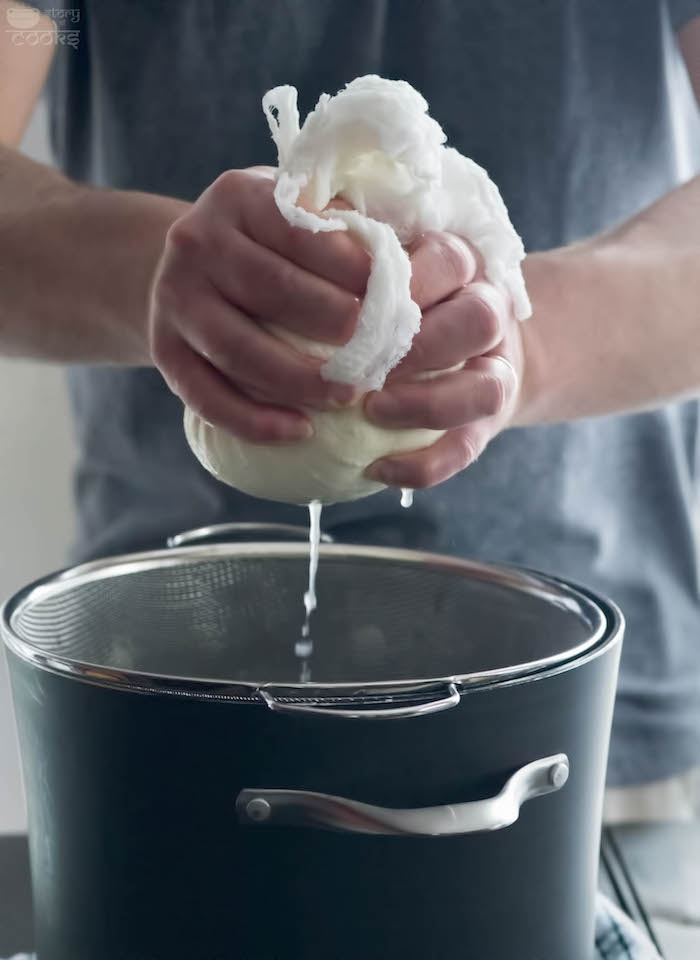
[150,169,521,468]
[365,232,523,488]
[148,167,370,443]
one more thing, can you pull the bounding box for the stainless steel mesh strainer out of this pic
[1,542,608,712]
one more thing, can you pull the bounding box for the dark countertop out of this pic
[0,836,33,957]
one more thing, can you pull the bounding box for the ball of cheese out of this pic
[185,324,443,504]
[185,404,441,505]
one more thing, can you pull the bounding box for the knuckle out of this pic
[166,216,201,256]
[216,169,272,228]
[206,169,257,226]
[211,168,246,196]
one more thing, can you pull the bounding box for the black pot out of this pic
[2,541,622,960]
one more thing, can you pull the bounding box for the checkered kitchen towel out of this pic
[595,893,662,958]
[4,894,662,960]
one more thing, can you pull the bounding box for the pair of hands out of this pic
[149,168,524,490]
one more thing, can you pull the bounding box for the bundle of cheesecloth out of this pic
[185,76,531,505]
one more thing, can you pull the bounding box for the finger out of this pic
[209,170,370,296]
[325,197,354,211]
[408,232,478,310]
[389,287,504,381]
[206,225,361,346]
[367,421,493,488]
[365,357,516,430]
[153,331,313,443]
[246,166,276,179]
[170,283,357,412]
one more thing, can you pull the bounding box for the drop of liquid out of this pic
[297,499,322,681]
[299,659,312,683]
[400,488,414,509]
[304,499,322,618]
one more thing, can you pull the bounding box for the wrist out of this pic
[511,240,609,427]
[71,187,189,365]
[510,248,564,428]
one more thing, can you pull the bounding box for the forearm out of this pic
[516,174,700,425]
[0,144,188,363]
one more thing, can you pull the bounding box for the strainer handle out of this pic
[236,754,570,836]
[166,522,334,548]
[258,682,461,719]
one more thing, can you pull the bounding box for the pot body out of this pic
[7,608,621,960]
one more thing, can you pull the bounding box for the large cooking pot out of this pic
[1,528,623,960]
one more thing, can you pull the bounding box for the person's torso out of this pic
[48,0,700,784]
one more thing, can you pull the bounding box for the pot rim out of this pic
[1,543,618,704]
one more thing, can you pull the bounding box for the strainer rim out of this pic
[1,542,610,700]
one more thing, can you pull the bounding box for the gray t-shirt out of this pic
[47,0,700,786]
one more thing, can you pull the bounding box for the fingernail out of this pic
[284,419,314,441]
[466,281,509,318]
[445,233,475,265]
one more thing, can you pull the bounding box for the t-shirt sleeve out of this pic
[668,0,700,30]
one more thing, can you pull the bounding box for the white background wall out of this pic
[0,99,76,833]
